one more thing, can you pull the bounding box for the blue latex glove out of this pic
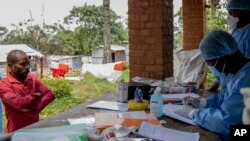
[182,96,207,108]
[174,105,195,119]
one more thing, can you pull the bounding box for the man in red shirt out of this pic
[0,50,55,132]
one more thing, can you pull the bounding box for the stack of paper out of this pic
[94,111,160,130]
[87,100,128,111]
[163,104,197,126]
[136,122,200,141]
[162,93,200,103]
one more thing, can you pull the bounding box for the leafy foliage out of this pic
[116,62,130,82]
[63,4,127,55]
[1,4,128,55]
[174,0,229,50]
[206,8,229,33]
[0,26,8,37]
[3,73,120,124]
[174,7,183,49]
[40,73,117,119]
[206,69,216,87]
[42,77,73,99]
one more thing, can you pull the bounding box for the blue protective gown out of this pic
[192,62,250,138]
[232,24,250,58]
[213,24,250,94]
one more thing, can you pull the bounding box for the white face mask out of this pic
[227,14,239,30]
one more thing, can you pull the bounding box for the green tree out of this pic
[103,0,112,63]
[63,4,127,55]
[0,26,8,42]
[174,0,229,49]
[206,0,229,33]
[1,4,127,55]
[173,7,183,49]
[2,22,48,51]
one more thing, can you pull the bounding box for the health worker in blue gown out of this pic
[207,0,250,93]
[175,30,250,140]
[227,0,250,58]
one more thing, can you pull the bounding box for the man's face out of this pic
[10,54,30,80]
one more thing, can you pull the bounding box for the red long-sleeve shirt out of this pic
[0,74,55,132]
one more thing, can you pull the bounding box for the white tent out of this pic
[0,44,44,77]
[0,44,43,63]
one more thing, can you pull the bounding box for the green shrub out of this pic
[123,62,129,70]
[42,77,73,99]
[206,69,216,87]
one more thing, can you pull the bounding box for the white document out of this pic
[118,111,147,119]
[162,93,200,101]
[163,104,197,126]
[87,100,128,112]
[67,116,95,126]
[137,122,200,141]
[99,110,147,119]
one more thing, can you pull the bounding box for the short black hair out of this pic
[7,50,27,64]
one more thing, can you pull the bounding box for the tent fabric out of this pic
[174,49,207,88]
[0,44,43,63]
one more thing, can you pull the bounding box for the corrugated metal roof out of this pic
[49,55,83,61]
[97,45,125,51]
[0,44,43,62]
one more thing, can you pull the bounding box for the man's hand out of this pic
[174,105,195,119]
[182,96,207,108]
[32,93,43,97]
[19,109,31,112]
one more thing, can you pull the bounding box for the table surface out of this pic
[25,91,219,141]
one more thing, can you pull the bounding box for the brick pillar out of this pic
[183,0,205,50]
[128,0,173,80]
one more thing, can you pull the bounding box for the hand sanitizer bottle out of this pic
[150,87,163,118]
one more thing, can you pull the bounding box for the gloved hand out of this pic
[182,96,207,108]
[242,108,250,125]
[240,88,250,125]
[241,88,250,109]
[173,105,195,119]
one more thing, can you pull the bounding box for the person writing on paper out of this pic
[0,50,55,132]
[174,30,250,140]
[208,0,250,92]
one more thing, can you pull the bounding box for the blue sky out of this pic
[0,0,182,29]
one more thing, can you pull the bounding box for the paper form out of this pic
[99,110,147,119]
[162,93,200,101]
[67,116,95,126]
[86,100,128,111]
[137,122,200,141]
[118,111,147,119]
[163,104,198,126]
[95,113,123,127]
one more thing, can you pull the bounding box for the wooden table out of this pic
[24,91,218,141]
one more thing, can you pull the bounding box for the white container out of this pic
[117,81,128,102]
[150,87,163,118]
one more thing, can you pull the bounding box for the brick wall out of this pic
[183,0,205,50]
[128,0,173,80]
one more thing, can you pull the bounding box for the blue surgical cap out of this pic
[199,30,238,61]
[227,0,250,11]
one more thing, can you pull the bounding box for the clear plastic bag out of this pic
[11,124,87,141]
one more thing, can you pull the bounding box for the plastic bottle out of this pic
[137,88,143,102]
[134,87,139,103]
[134,87,143,103]
[150,87,163,118]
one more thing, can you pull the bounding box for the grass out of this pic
[2,68,129,131]
[40,72,118,119]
